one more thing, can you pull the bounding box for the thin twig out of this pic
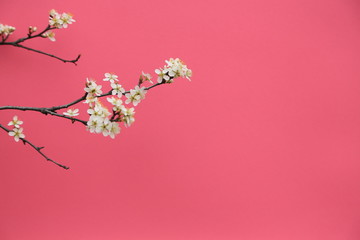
[50,92,88,111]
[13,25,55,44]
[44,109,87,125]
[0,106,86,125]
[0,124,70,169]
[0,24,80,65]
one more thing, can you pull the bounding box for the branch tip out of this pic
[0,124,69,169]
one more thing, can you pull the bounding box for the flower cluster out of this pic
[155,58,192,83]
[0,24,16,38]
[49,9,75,29]
[83,73,146,139]
[86,99,121,139]
[81,58,191,139]
[83,77,117,138]
[106,97,136,127]
[40,9,75,42]
[7,116,25,142]
[84,78,103,96]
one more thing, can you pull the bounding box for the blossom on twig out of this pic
[0,24,15,38]
[139,71,153,84]
[60,13,76,28]
[84,78,102,96]
[107,97,125,112]
[63,108,79,117]
[125,85,147,106]
[155,58,192,83]
[8,115,23,128]
[111,82,125,97]
[7,116,25,142]
[122,107,135,127]
[8,127,25,142]
[103,73,118,83]
[103,121,121,139]
[49,9,75,29]
[42,31,56,41]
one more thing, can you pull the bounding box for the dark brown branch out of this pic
[50,92,88,111]
[0,124,69,169]
[44,110,87,125]
[0,81,165,123]
[0,106,87,125]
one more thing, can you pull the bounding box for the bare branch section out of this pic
[0,124,70,170]
[0,24,80,65]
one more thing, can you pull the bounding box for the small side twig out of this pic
[0,124,69,169]
[0,106,87,125]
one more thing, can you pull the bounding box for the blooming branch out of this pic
[1,57,192,169]
[1,7,192,170]
[0,9,80,64]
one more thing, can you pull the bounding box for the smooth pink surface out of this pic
[1,0,360,239]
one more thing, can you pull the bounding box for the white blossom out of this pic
[49,9,75,29]
[123,107,135,127]
[140,71,153,84]
[84,94,98,107]
[103,73,118,83]
[107,97,125,112]
[98,118,111,137]
[125,85,147,106]
[8,116,23,128]
[104,121,121,139]
[0,24,16,36]
[111,82,125,97]
[84,78,102,96]
[125,93,141,106]
[63,108,79,117]
[49,9,58,18]
[49,11,63,28]
[87,115,103,133]
[155,58,192,83]
[8,127,25,142]
[87,102,110,118]
[155,68,170,83]
[60,13,75,28]
[42,31,56,41]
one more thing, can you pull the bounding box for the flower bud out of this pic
[28,26,37,33]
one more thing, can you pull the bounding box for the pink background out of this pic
[1,0,360,239]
